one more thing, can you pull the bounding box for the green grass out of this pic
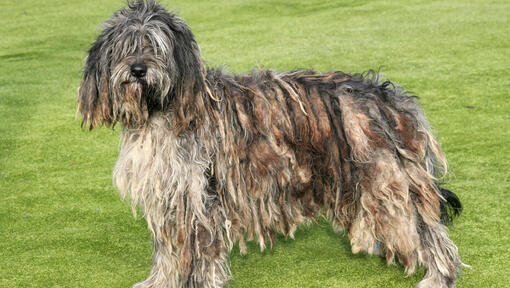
[1,0,509,287]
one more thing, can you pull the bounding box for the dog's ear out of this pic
[167,17,208,133]
[77,37,113,130]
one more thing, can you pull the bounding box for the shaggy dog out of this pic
[77,1,466,287]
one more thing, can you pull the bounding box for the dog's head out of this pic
[78,0,206,130]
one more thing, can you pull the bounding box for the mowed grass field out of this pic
[1,0,509,287]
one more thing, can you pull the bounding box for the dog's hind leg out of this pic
[336,79,464,287]
[348,150,463,287]
[406,161,464,288]
[348,149,421,273]
[414,220,463,288]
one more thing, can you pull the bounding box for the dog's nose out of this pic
[131,63,147,78]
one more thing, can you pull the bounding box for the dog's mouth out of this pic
[121,78,146,86]
[117,80,170,127]
[121,79,158,99]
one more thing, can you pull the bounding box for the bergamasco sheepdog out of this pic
[77,1,466,287]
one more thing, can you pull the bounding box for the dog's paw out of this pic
[415,275,454,288]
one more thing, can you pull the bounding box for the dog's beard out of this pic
[121,82,147,125]
[111,61,172,127]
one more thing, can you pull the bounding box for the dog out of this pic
[77,1,466,287]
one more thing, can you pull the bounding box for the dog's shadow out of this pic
[228,218,424,287]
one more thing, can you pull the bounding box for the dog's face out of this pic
[78,0,205,130]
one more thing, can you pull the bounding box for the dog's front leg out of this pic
[180,204,232,288]
[114,124,233,287]
[133,237,180,288]
[134,203,231,288]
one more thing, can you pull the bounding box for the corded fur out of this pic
[77,1,466,287]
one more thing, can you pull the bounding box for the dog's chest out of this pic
[112,115,211,214]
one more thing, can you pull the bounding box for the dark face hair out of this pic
[77,0,205,130]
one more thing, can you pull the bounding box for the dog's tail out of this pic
[439,186,462,225]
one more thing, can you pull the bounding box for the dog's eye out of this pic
[143,46,153,55]
[144,37,164,58]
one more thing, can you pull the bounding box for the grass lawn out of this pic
[1,0,509,287]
